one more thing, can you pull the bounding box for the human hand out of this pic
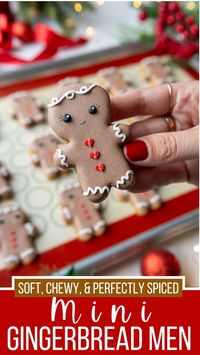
[111,81,199,192]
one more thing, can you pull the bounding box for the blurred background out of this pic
[0,1,199,77]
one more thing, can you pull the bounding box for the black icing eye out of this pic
[63,114,72,123]
[15,214,20,219]
[68,194,74,199]
[38,142,44,147]
[88,105,97,114]
[0,219,4,224]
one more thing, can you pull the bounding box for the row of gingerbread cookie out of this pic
[8,56,174,129]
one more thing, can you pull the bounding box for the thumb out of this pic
[123,126,199,167]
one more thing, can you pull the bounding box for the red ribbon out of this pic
[0,22,88,64]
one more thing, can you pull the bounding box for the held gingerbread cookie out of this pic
[29,134,64,179]
[48,82,135,203]
[0,162,12,200]
[118,190,162,216]
[98,67,134,95]
[59,183,106,241]
[10,91,45,127]
[0,206,38,270]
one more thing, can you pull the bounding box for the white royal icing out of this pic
[149,194,161,205]
[56,148,69,168]
[135,201,149,209]
[47,83,97,107]
[20,248,35,259]
[1,254,19,266]
[83,186,109,197]
[116,170,134,189]
[24,223,35,236]
[0,206,18,215]
[79,227,93,236]
[94,220,106,231]
[63,208,72,221]
[112,123,126,143]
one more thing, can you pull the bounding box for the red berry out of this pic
[175,24,184,33]
[0,13,9,31]
[183,30,189,39]
[176,11,185,21]
[166,15,175,25]
[139,10,148,21]
[186,16,195,26]
[168,2,179,12]
[12,22,34,42]
[190,24,199,37]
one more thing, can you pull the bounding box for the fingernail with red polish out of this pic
[124,140,148,162]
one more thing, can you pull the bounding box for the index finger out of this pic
[110,83,173,122]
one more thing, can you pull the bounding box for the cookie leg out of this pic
[1,254,20,271]
[145,190,162,210]
[19,117,33,128]
[116,169,135,190]
[78,227,93,242]
[20,247,36,265]
[130,193,149,216]
[93,220,106,237]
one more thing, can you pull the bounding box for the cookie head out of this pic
[48,83,111,141]
[0,207,25,227]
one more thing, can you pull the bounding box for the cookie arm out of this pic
[24,223,38,238]
[31,153,40,166]
[111,123,130,145]
[0,166,9,178]
[63,207,73,223]
[54,143,75,169]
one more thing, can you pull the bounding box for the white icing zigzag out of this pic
[112,123,126,143]
[47,83,97,107]
[116,170,134,189]
[83,186,109,197]
[56,148,69,168]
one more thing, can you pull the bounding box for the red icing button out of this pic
[89,151,100,160]
[84,138,94,147]
[96,164,105,172]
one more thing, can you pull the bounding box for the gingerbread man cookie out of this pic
[0,162,12,200]
[118,190,162,216]
[10,91,45,127]
[0,206,38,270]
[48,82,135,203]
[59,183,106,241]
[140,56,174,85]
[29,134,65,179]
[98,67,134,95]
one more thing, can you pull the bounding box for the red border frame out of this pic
[0,49,199,286]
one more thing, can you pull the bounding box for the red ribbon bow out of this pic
[0,17,88,64]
